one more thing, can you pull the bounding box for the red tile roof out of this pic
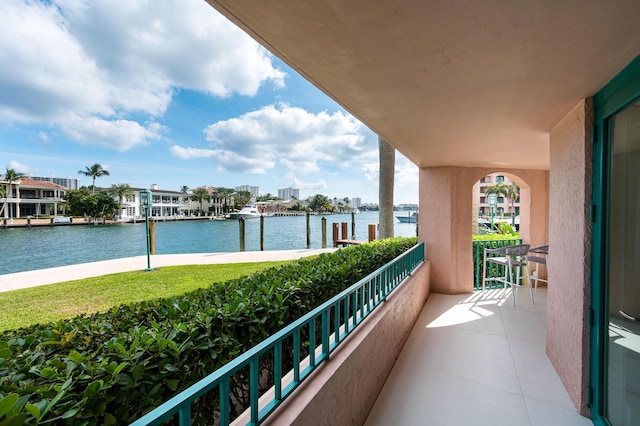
[19,178,67,189]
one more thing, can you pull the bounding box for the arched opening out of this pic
[419,166,548,294]
[470,171,533,290]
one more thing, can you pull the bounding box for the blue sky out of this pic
[0,0,418,204]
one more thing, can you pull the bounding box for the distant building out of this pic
[278,187,300,200]
[396,203,418,211]
[350,197,362,210]
[116,185,190,220]
[236,185,259,197]
[475,173,520,216]
[188,186,233,216]
[30,176,79,190]
[0,177,67,218]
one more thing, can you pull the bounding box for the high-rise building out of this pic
[236,185,259,197]
[278,187,300,200]
[350,197,361,209]
[30,176,79,190]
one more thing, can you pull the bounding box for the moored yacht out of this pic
[228,204,261,219]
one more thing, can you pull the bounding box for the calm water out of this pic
[0,211,418,274]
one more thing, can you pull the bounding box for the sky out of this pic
[0,0,418,204]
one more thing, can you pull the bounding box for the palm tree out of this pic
[78,164,110,194]
[378,136,395,239]
[484,182,519,215]
[503,184,520,225]
[107,183,134,219]
[1,168,25,218]
[190,187,210,215]
[179,185,190,215]
[215,187,235,214]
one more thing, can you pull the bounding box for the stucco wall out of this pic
[262,260,431,426]
[420,166,549,294]
[548,98,593,415]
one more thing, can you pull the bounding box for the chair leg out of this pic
[525,264,534,304]
[506,265,516,307]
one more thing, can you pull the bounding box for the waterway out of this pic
[0,211,418,275]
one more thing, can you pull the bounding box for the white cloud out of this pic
[0,0,285,150]
[60,115,165,151]
[7,160,35,175]
[395,153,419,188]
[362,150,418,190]
[287,174,327,190]
[170,146,217,160]
[197,103,376,173]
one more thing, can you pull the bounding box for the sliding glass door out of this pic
[592,56,640,426]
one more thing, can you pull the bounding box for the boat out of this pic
[396,212,418,223]
[228,204,262,219]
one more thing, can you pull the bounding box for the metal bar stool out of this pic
[482,244,533,306]
[527,245,549,290]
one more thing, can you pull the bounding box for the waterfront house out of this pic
[116,185,191,220]
[188,186,234,216]
[0,177,66,219]
[189,1,639,425]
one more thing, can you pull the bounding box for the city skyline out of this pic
[0,0,418,204]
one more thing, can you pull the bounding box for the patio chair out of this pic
[482,244,533,306]
[527,245,549,290]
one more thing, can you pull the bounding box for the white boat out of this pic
[396,212,418,223]
[228,204,262,219]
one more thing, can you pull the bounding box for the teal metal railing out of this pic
[473,239,522,290]
[131,242,424,426]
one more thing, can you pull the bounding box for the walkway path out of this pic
[0,249,335,293]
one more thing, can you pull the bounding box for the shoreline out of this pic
[0,248,336,294]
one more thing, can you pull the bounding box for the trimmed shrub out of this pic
[0,237,417,425]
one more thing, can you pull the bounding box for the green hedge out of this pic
[0,237,417,425]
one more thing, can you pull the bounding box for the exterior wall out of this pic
[1,179,66,219]
[476,173,521,216]
[420,166,548,294]
[548,98,593,415]
[262,260,431,426]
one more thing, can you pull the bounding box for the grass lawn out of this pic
[0,261,290,332]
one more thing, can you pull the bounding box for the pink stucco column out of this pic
[548,98,593,415]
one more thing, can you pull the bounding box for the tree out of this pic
[214,187,235,214]
[256,193,280,202]
[307,194,331,212]
[483,182,520,223]
[190,187,210,215]
[180,185,190,215]
[65,188,118,218]
[78,163,110,194]
[1,168,25,218]
[233,191,252,210]
[378,136,395,239]
[503,184,520,224]
[107,183,134,219]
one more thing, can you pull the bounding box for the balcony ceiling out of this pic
[205,0,640,170]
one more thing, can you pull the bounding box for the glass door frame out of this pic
[591,54,640,425]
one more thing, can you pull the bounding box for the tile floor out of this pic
[364,287,593,426]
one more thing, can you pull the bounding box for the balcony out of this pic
[365,288,590,425]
